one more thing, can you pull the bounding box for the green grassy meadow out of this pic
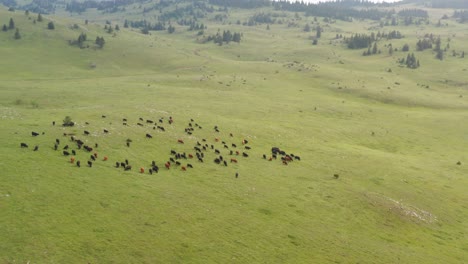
[0,3,467,263]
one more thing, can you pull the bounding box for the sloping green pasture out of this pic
[0,6,467,263]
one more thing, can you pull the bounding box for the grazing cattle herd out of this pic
[19,114,302,178]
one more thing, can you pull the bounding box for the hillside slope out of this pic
[0,3,467,263]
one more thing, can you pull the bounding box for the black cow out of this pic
[52,121,55,126]
[146,120,154,124]
[120,162,126,168]
[63,145,69,150]
[102,115,106,118]
[242,152,249,157]
[137,123,143,126]
[245,146,251,150]
[125,165,132,171]
[272,147,280,154]
[146,133,153,139]
[63,150,70,156]
[152,165,159,173]
[88,161,93,167]
[20,143,28,148]
[54,144,58,150]
[90,155,96,161]
[76,161,81,167]
[187,164,193,168]
[104,129,109,133]
[294,156,301,161]
[84,130,90,135]
[214,158,221,164]
[72,150,76,155]
[56,139,60,145]
[215,149,220,154]
[32,131,39,136]
[223,160,227,166]
[33,146,39,151]
[116,162,120,168]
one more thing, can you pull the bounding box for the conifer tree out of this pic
[14,28,21,39]
[8,18,15,30]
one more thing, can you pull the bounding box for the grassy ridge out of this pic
[0,5,467,263]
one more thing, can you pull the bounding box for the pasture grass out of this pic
[0,5,467,263]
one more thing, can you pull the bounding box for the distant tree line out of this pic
[208,0,270,9]
[65,0,140,14]
[397,9,428,18]
[426,0,468,8]
[272,0,392,21]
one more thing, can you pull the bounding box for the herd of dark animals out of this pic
[20,115,302,178]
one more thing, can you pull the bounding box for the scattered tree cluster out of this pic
[345,33,374,49]
[95,36,105,48]
[416,34,441,51]
[69,32,87,48]
[201,30,242,45]
[2,18,21,39]
[453,10,468,23]
[400,53,420,69]
[247,13,276,26]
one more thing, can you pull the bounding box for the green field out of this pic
[0,1,467,263]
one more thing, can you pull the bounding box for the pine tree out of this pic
[372,42,378,54]
[316,26,321,38]
[389,46,393,55]
[25,10,29,16]
[436,50,444,60]
[434,37,441,52]
[115,24,120,31]
[14,28,21,39]
[462,51,465,58]
[2,24,7,31]
[167,24,175,34]
[8,18,15,30]
[124,20,128,28]
[48,22,55,30]
[304,23,310,32]
[37,13,43,22]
